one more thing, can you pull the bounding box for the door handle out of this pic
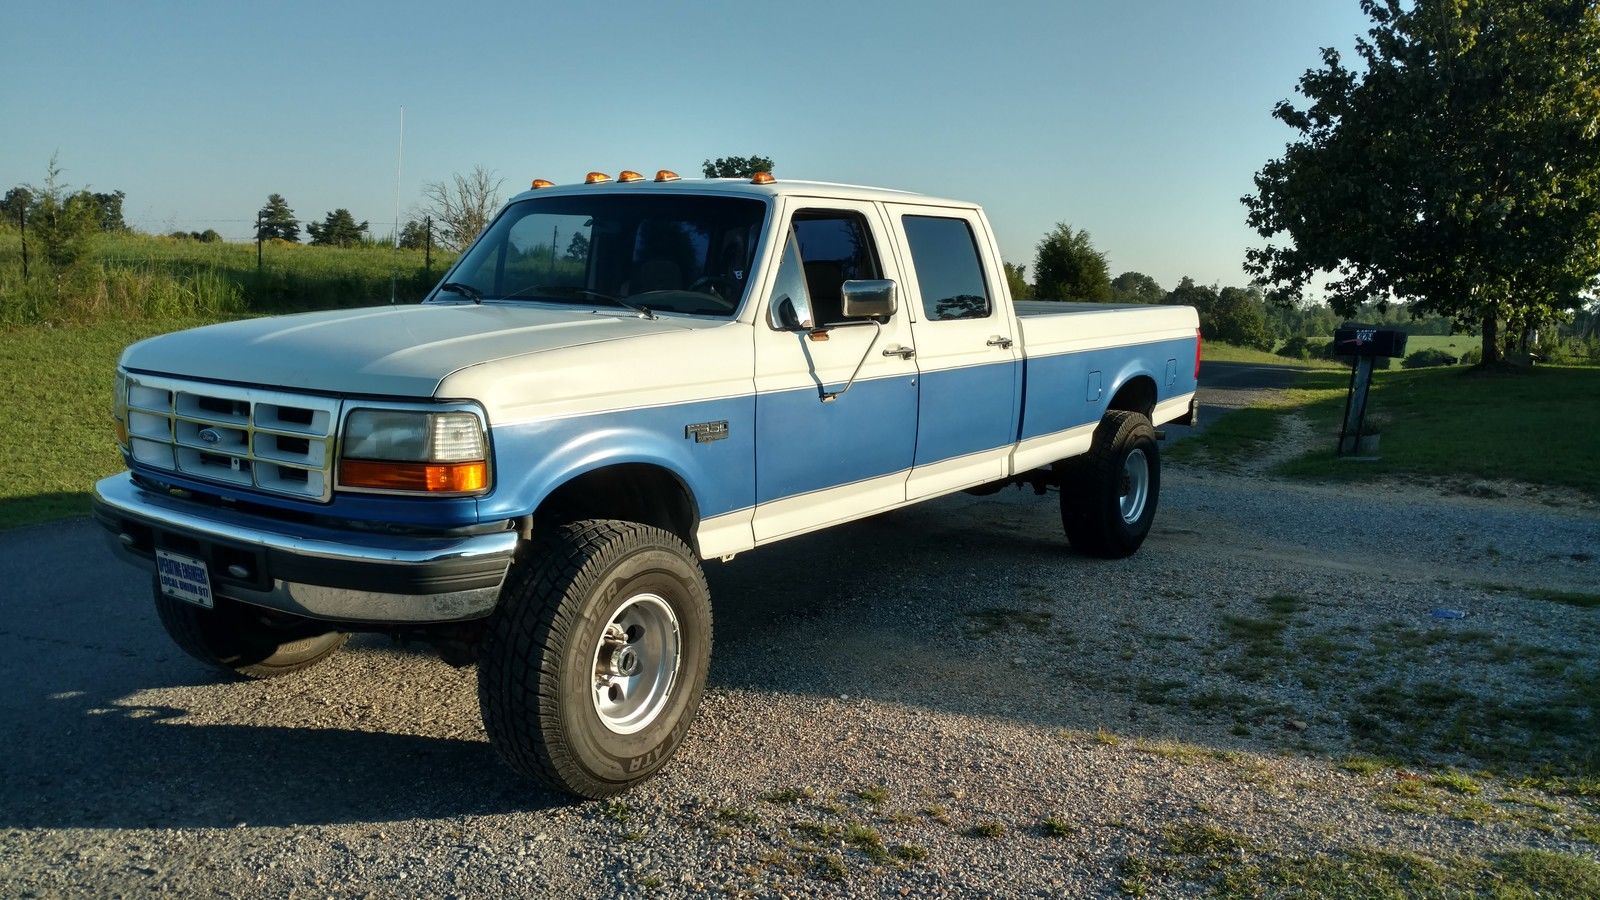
[987,335,1014,349]
[882,344,916,359]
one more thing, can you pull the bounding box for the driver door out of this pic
[751,200,919,543]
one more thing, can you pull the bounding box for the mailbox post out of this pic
[1333,325,1408,456]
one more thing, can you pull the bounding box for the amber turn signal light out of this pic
[341,459,488,493]
[530,178,555,189]
[584,171,611,184]
[654,169,680,182]
[617,170,645,183]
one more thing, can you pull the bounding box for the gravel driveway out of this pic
[3,445,1597,897]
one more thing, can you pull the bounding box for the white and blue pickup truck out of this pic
[94,173,1200,797]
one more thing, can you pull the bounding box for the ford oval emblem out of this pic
[198,428,222,445]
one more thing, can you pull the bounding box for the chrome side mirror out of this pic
[772,293,815,331]
[841,279,897,319]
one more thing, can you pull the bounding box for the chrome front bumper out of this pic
[92,473,518,624]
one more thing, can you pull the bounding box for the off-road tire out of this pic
[477,520,713,799]
[154,586,347,679]
[1059,410,1161,558]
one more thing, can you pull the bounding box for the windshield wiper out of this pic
[569,289,657,320]
[499,283,657,320]
[437,281,483,304]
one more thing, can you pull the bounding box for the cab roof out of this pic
[504,177,978,210]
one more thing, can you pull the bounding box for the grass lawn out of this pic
[0,318,224,528]
[1204,341,1342,368]
[1173,364,1600,498]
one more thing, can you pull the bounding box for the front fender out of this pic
[474,396,756,523]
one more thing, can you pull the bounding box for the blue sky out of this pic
[1,0,1368,289]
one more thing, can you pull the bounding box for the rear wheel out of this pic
[154,586,347,679]
[1059,410,1161,558]
[477,520,712,799]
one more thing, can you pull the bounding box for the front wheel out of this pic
[154,587,347,679]
[477,520,712,799]
[1059,410,1161,558]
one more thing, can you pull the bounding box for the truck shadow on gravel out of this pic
[1,687,560,829]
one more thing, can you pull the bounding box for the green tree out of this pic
[85,190,126,231]
[398,219,430,250]
[27,155,99,270]
[1208,286,1276,350]
[1033,223,1111,301]
[1110,271,1164,304]
[306,208,369,247]
[1003,261,1033,300]
[257,193,300,242]
[701,155,774,178]
[1243,0,1600,365]
[0,186,31,224]
[1164,276,1219,314]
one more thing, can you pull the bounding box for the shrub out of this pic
[1461,346,1483,366]
[1402,348,1458,368]
[1277,335,1314,359]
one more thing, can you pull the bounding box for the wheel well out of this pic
[536,464,699,549]
[1108,375,1157,419]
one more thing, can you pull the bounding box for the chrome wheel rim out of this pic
[591,593,681,735]
[1119,448,1150,524]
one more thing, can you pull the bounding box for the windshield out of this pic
[435,193,767,317]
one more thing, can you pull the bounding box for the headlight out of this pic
[339,408,490,494]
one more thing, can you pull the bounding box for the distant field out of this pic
[1173,364,1600,497]
[1305,333,1479,360]
[0,231,455,325]
[1204,341,1341,368]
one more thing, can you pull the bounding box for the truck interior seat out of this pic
[803,260,845,324]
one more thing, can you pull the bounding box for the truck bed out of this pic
[1014,300,1154,315]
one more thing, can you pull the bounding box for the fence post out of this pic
[17,205,27,281]
[255,212,263,271]
[424,216,432,274]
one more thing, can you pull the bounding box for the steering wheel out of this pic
[686,275,742,308]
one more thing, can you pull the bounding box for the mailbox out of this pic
[1333,325,1408,358]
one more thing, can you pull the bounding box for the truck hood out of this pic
[119,302,691,397]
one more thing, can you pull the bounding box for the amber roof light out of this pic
[617,170,645,183]
[530,178,555,189]
[750,171,775,185]
[584,171,611,184]
[654,169,680,182]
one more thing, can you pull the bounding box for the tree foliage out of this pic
[1003,261,1033,300]
[701,155,774,178]
[307,208,369,247]
[397,219,430,250]
[256,193,300,242]
[1032,223,1111,301]
[27,155,100,270]
[422,166,503,252]
[1162,277,1274,349]
[1243,0,1600,364]
[1110,271,1164,304]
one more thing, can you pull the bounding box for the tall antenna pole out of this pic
[391,105,405,304]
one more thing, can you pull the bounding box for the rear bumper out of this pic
[92,473,517,624]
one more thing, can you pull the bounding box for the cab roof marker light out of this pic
[654,169,680,182]
[617,170,645,183]
[584,171,611,184]
[530,178,555,189]
[750,171,775,185]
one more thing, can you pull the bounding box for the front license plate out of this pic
[155,548,214,609]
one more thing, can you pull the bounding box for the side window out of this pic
[791,211,882,325]
[766,230,813,328]
[902,215,991,321]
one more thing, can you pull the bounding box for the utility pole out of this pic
[17,205,27,281]
[255,211,263,271]
[424,216,432,274]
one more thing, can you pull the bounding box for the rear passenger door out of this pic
[888,205,1022,500]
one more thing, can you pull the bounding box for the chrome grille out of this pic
[122,374,340,502]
